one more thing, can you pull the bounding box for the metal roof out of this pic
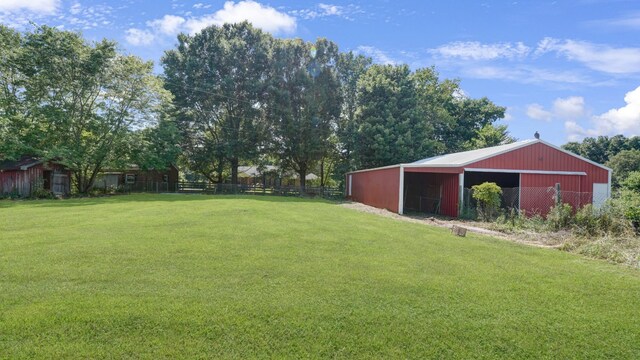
[410,139,538,166]
[406,138,611,171]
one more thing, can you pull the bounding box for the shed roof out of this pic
[407,139,611,171]
[0,156,43,171]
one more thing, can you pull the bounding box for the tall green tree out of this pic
[162,22,272,185]
[443,97,506,152]
[354,64,430,168]
[4,26,168,193]
[464,123,516,149]
[334,52,371,175]
[0,25,28,159]
[268,38,342,192]
[606,149,640,187]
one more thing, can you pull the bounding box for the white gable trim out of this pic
[347,164,401,174]
[464,168,587,176]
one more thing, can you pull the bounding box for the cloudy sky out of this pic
[2,0,640,145]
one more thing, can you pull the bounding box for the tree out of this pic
[443,97,506,152]
[334,52,371,177]
[607,149,640,187]
[0,25,28,160]
[130,115,182,170]
[621,171,640,193]
[5,26,168,193]
[354,64,430,168]
[268,38,342,193]
[472,182,502,221]
[464,123,516,150]
[162,22,272,185]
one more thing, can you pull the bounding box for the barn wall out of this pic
[404,168,461,217]
[349,166,400,213]
[0,163,71,197]
[468,142,609,210]
[519,174,587,215]
[468,142,609,185]
[0,166,43,196]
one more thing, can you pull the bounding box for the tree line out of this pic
[1,23,512,194]
[563,135,640,188]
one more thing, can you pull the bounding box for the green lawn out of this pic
[1,194,639,359]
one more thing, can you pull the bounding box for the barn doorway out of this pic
[462,171,520,210]
[403,171,458,216]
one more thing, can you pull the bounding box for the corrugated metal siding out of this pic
[350,167,400,213]
[520,174,584,215]
[469,142,609,211]
[403,172,460,217]
[468,142,609,183]
[432,173,459,217]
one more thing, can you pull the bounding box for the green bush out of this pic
[30,187,55,199]
[546,203,574,231]
[471,182,502,221]
[621,171,640,192]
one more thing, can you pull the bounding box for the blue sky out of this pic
[2,0,640,145]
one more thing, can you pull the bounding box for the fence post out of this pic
[555,183,561,205]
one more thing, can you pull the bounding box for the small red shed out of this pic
[0,156,71,197]
[346,139,611,217]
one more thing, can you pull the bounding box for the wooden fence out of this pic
[122,181,343,198]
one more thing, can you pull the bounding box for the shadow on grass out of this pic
[0,193,344,208]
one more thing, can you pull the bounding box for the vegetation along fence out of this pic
[115,181,343,198]
[461,186,609,218]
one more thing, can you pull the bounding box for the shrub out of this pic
[621,171,640,192]
[471,182,502,221]
[546,203,574,231]
[30,187,55,199]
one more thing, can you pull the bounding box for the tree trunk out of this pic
[320,158,325,188]
[230,158,239,193]
[299,168,306,196]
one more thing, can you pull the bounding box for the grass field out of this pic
[1,194,639,359]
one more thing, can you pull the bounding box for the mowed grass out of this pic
[1,195,639,359]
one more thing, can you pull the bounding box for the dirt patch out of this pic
[339,202,562,249]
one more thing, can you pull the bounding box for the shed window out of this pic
[163,174,169,183]
[125,174,136,184]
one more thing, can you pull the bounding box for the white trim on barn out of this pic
[347,164,402,174]
[463,168,587,176]
[458,172,464,214]
[398,164,405,215]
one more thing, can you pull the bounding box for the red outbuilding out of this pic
[346,139,611,217]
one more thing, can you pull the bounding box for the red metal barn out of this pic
[0,156,71,197]
[346,139,611,217]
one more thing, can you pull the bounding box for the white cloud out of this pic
[290,3,360,20]
[193,3,212,10]
[318,3,341,16]
[125,28,155,46]
[591,86,640,135]
[69,2,81,15]
[536,37,640,74]
[553,96,585,119]
[356,46,397,65]
[0,0,59,14]
[183,1,296,35]
[430,41,530,60]
[564,86,640,140]
[462,65,593,85]
[526,104,553,122]
[590,12,640,29]
[527,96,585,123]
[127,1,296,46]
[148,15,186,35]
